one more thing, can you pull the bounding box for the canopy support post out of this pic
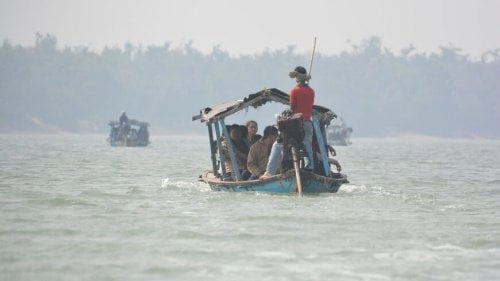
[207,123,218,176]
[213,120,227,179]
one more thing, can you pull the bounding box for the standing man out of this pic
[119,111,129,126]
[289,66,315,170]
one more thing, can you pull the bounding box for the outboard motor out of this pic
[277,110,306,170]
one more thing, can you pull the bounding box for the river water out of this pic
[1,134,499,281]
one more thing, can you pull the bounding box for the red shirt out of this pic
[290,85,315,121]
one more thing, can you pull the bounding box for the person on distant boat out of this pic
[245,120,262,147]
[119,111,129,126]
[222,124,250,180]
[247,126,278,180]
[288,66,315,170]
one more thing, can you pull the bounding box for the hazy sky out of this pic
[1,0,499,57]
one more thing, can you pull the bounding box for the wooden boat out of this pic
[107,119,150,147]
[201,169,347,193]
[327,118,353,146]
[192,88,349,194]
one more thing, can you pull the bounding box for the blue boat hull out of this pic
[201,169,348,193]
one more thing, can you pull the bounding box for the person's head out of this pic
[239,125,248,139]
[246,120,258,137]
[229,124,243,140]
[288,66,311,84]
[262,126,278,144]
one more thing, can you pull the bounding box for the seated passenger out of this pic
[261,112,303,178]
[261,136,283,178]
[246,120,262,147]
[222,124,250,180]
[129,128,138,141]
[247,126,278,180]
[111,126,119,140]
[138,126,149,142]
[122,123,131,138]
[239,124,249,145]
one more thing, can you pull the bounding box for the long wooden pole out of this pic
[308,37,317,76]
[291,147,303,196]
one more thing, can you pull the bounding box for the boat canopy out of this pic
[192,88,337,125]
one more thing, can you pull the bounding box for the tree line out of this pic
[1,33,499,137]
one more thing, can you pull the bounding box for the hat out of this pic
[288,66,311,82]
[294,66,307,74]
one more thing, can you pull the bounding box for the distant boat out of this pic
[192,88,349,194]
[327,118,353,146]
[107,119,150,147]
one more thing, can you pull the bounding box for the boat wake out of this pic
[160,177,211,192]
[338,184,393,196]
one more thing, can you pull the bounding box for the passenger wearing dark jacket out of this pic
[222,124,250,180]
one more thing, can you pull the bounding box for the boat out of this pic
[107,119,150,147]
[192,88,349,194]
[327,118,353,146]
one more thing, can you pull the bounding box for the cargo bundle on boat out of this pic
[192,88,349,194]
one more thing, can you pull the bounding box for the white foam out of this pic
[161,178,169,187]
[339,184,367,193]
[431,244,467,252]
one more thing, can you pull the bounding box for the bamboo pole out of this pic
[291,147,303,196]
[308,37,317,76]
